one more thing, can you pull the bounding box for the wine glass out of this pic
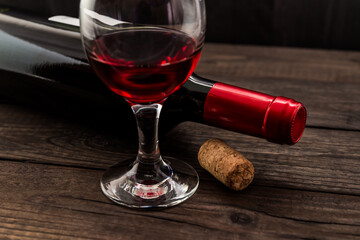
[80,0,206,208]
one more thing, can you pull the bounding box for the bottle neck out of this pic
[202,82,307,144]
[161,74,215,127]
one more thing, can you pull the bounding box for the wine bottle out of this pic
[0,11,306,144]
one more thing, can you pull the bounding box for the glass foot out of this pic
[100,157,199,208]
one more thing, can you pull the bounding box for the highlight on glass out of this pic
[80,0,206,208]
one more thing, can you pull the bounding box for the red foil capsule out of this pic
[203,82,307,144]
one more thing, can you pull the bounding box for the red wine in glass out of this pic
[86,27,201,103]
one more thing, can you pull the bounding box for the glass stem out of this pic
[131,103,162,164]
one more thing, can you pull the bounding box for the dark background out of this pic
[1,0,360,50]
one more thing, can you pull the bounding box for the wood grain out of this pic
[0,103,359,196]
[0,42,359,239]
[0,160,359,240]
[164,123,360,195]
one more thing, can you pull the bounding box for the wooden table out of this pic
[0,43,359,239]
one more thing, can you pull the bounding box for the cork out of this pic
[198,139,254,191]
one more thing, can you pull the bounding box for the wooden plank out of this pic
[198,44,360,84]
[196,44,360,130]
[3,0,360,50]
[0,11,359,239]
[205,0,274,45]
[273,0,360,50]
[273,0,336,48]
[232,0,273,44]
[163,123,360,196]
[0,104,359,196]
[0,160,359,239]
